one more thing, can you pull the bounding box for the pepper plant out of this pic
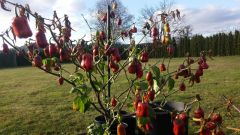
[0,0,231,135]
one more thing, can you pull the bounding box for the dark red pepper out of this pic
[81,53,93,71]
[12,15,32,38]
[111,48,121,62]
[140,51,149,63]
[48,44,57,57]
[136,102,149,117]
[36,30,48,48]
[173,119,185,135]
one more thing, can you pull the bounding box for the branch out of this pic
[81,14,95,31]
[90,102,105,116]
[222,95,240,113]
[88,72,109,117]
[226,127,240,132]
[5,0,53,21]
[117,79,137,99]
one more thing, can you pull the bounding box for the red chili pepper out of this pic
[175,112,188,126]
[200,128,211,135]
[146,71,153,82]
[145,122,153,132]
[159,63,166,72]
[147,89,155,101]
[111,48,121,62]
[151,27,158,37]
[133,94,141,110]
[167,45,174,56]
[33,55,43,67]
[48,44,57,57]
[109,60,119,73]
[59,48,70,62]
[12,15,32,38]
[117,123,126,135]
[210,113,222,125]
[173,119,185,135]
[81,53,93,71]
[111,97,117,107]
[140,51,149,63]
[36,30,48,48]
[58,77,64,85]
[136,102,149,117]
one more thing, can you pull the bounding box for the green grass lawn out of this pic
[0,56,240,134]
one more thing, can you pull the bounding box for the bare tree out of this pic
[91,0,134,42]
[175,25,193,37]
[140,0,192,38]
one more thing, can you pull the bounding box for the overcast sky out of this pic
[0,0,240,46]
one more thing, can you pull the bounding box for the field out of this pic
[0,56,240,135]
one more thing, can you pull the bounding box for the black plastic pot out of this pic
[122,114,136,135]
[95,115,119,134]
[94,111,136,135]
[137,101,188,135]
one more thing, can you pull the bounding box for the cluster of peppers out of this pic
[5,6,85,86]
[193,106,225,135]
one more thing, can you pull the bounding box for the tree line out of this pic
[174,30,240,57]
[1,30,240,68]
[148,30,240,58]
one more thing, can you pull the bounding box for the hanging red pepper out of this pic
[32,55,43,67]
[81,53,93,71]
[36,30,48,48]
[111,48,121,62]
[48,44,57,57]
[59,48,70,62]
[173,119,185,135]
[136,102,149,117]
[117,123,126,135]
[140,51,149,63]
[12,7,32,38]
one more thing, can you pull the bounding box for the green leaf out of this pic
[98,62,105,71]
[148,106,156,119]
[137,117,149,125]
[79,98,90,113]
[74,96,91,113]
[152,65,160,79]
[134,81,148,90]
[153,79,160,93]
[87,123,105,135]
[42,59,47,65]
[76,84,91,94]
[51,57,59,63]
[93,81,103,91]
[93,66,98,74]
[70,87,79,94]
[96,31,99,37]
[42,58,52,66]
[71,73,85,85]
[103,74,108,84]
[168,77,175,91]
[75,73,84,80]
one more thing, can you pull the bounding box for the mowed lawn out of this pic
[0,56,240,134]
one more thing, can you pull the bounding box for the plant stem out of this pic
[107,5,111,117]
[222,95,240,113]
[89,72,109,117]
[119,79,136,111]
